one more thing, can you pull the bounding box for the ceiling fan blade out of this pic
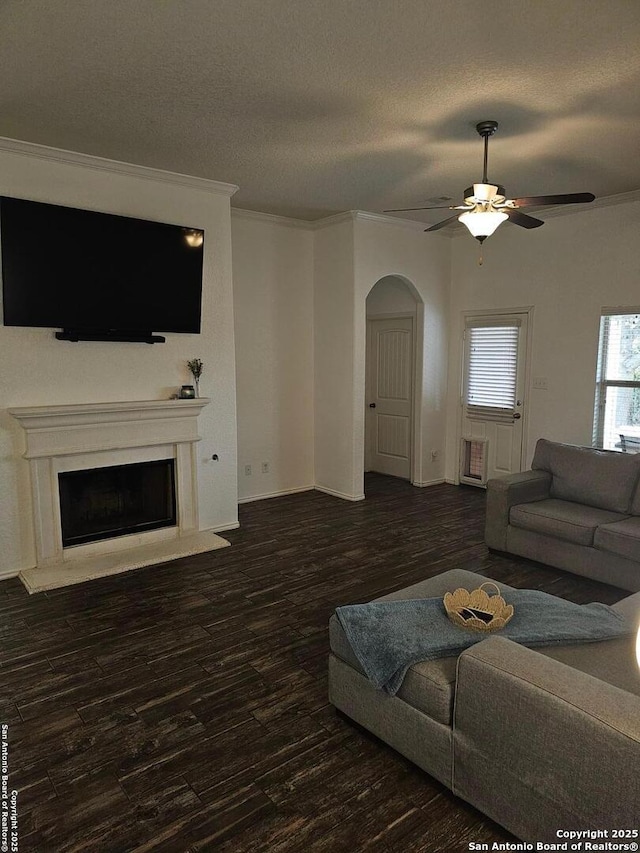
[512,192,595,207]
[424,214,460,232]
[384,205,456,212]
[506,209,544,229]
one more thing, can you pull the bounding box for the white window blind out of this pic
[465,323,520,420]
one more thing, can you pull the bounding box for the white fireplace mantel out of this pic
[9,397,210,458]
[9,398,228,592]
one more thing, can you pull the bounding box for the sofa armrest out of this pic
[485,470,551,550]
[453,636,640,839]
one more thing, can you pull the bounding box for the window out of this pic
[464,320,520,421]
[593,310,640,451]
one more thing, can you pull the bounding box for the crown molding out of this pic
[309,210,437,231]
[232,208,357,231]
[350,210,433,231]
[307,210,357,230]
[0,136,239,197]
[231,207,313,229]
[598,188,640,207]
[233,208,453,233]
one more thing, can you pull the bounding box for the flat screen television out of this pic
[0,196,204,342]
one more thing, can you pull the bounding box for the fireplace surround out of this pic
[9,398,229,592]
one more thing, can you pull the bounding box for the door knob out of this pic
[369,403,376,408]
[513,412,521,419]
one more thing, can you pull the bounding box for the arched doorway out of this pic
[365,276,422,484]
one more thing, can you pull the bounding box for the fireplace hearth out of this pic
[59,459,176,547]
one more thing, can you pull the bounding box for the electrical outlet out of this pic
[244,464,252,476]
[261,462,270,474]
[533,376,548,390]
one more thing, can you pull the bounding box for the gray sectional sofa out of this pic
[486,438,640,591]
[328,568,640,840]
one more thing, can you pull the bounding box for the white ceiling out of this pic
[2,0,640,224]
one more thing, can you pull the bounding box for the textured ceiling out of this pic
[1,0,640,223]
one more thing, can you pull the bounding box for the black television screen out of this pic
[0,196,204,337]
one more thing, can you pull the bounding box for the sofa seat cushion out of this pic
[509,499,627,546]
[594,517,640,562]
[329,568,498,725]
[532,438,640,513]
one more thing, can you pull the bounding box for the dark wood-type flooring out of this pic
[1,475,627,853]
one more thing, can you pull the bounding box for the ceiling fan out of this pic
[385,121,595,243]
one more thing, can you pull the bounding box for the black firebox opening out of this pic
[59,459,176,548]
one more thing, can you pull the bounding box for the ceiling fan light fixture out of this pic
[458,209,508,241]
[385,119,595,251]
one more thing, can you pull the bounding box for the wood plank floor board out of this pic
[2,475,627,852]
[124,782,276,853]
[118,716,268,800]
[193,725,339,807]
[16,663,153,722]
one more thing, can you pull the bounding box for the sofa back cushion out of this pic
[532,439,640,513]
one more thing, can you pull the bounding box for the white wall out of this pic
[446,198,640,480]
[235,213,451,501]
[354,216,451,490]
[313,216,359,499]
[0,142,239,575]
[231,211,314,501]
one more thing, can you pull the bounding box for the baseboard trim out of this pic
[238,486,314,505]
[204,521,240,532]
[0,568,20,582]
[412,478,446,488]
[315,486,365,502]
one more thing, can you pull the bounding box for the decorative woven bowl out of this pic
[443,581,514,632]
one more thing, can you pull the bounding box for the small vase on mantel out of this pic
[187,358,203,399]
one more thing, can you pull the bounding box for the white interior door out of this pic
[366,317,414,480]
[460,312,529,485]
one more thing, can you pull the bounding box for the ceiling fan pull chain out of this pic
[478,244,484,266]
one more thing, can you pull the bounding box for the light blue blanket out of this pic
[335,590,632,695]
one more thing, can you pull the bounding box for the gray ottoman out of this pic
[329,568,487,788]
